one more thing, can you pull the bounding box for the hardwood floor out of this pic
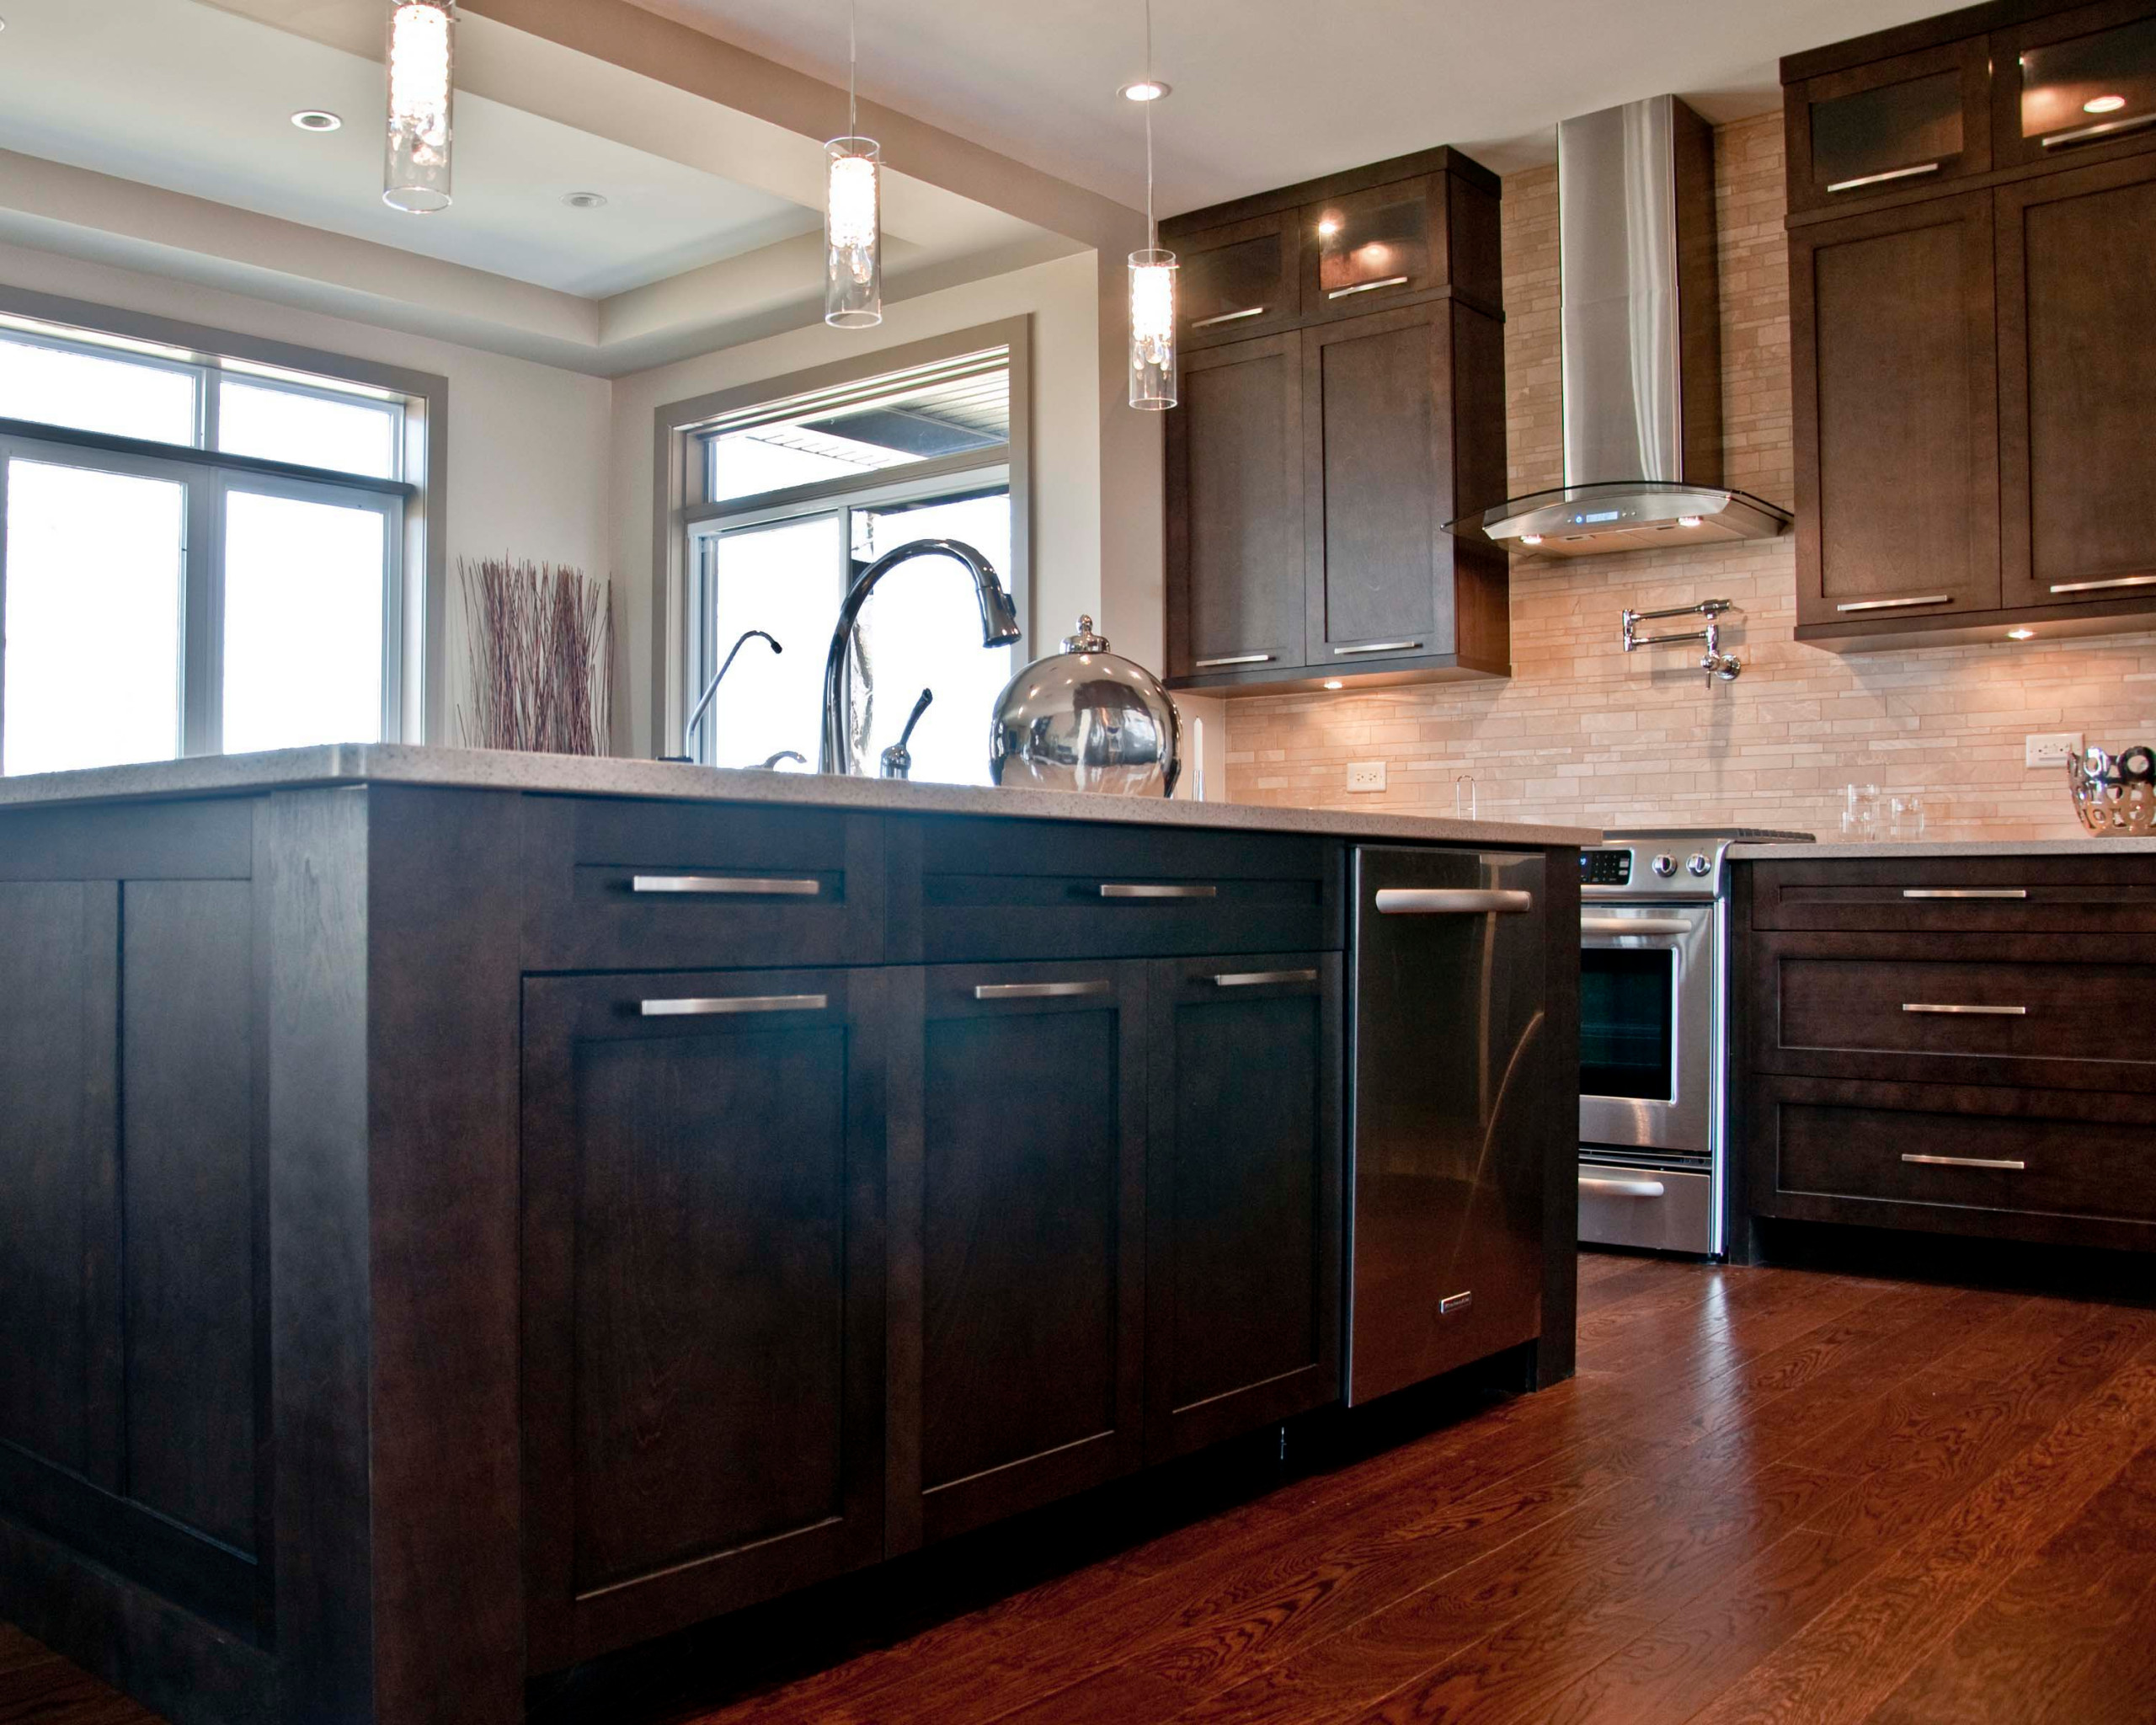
[10,1252,2156,1723]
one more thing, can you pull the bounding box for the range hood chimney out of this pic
[1457,95,1790,557]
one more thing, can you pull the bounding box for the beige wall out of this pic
[0,238,616,743]
[1225,112,2156,841]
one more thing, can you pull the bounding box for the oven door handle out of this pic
[1580,916,1694,936]
[1578,1174,1668,1199]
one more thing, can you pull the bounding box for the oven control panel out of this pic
[1581,848,1633,887]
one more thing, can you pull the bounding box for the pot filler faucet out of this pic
[819,538,1022,775]
[1621,598,1742,686]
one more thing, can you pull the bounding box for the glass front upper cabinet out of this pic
[1300,175,1449,318]
[1995,4,2156,168]
[1788,40,1993,211]
[1173,211,1300,349]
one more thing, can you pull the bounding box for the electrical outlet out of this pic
[1347,760,1387,793]
[2025,731,2084,769]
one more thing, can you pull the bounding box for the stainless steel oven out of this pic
[1577,829,1812,1256]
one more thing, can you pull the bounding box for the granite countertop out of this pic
[1731,837,2156,859]
[0,744,1596,849]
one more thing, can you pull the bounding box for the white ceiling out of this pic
[633,0,1961,211]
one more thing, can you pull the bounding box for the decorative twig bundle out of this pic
[458,557,613,756]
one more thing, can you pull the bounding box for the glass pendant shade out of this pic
[825,138,883,328]
[1129,248,1177,409]
[384,0,456,213]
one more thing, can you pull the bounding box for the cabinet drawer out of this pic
[894,817,1342,962]
[1748,857,2156,932]
[1755,932,2156,1092]
[521,796,883,972]
[1755,1076,2156,1240]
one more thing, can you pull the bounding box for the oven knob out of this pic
[1652,853,1677,878]
[1687,852,1711,877]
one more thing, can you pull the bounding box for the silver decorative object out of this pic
[2070,744,2156,835]
[990,616,1181,797]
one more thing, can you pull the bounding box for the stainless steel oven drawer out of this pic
[1578,1165,1713,1254]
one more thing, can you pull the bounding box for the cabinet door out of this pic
[1991,0,2156,173]
[1301,174,1454,319]
[1174,210,1301,350]
[1303,302,1491,667]
[520,967,887,1669]
[885,961,1146,1551]
[1785,40,1992,214]
[1145,954,1341,1461]
[1997,153,2156,609]
[1166,333,1306,682]
[1791,192,2000,629]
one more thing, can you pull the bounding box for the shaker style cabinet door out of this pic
[1996,152,2156,610]
[1988,0,2156,173]
[1790,191,2001,631]
[1784,40,1992,214]
[1166,333,1307,684]
[1174,210,1302,350]
[884,961,1147,1552]
[520,967,889,1669]
[1144,953,1342,1461]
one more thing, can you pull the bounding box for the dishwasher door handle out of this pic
[1374,888,1534,916]
[1579,1174,1668,1199]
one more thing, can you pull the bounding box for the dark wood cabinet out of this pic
[1161,148,1508,696]
[1175,210,1301,350]
[1785,40,1993,214]
[1991,0,2156,171]
[886,961,1148,1549]
[520,965,890,1666]
[1791,191,2000,629]
[1144,954,1342,1460]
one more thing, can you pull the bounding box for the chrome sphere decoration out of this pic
[990,616,1182,797]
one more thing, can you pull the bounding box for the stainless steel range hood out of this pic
[1454,97,1790,558]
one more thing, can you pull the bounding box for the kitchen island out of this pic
[0,747,1588,1725]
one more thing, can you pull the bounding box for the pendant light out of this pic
[384,0,456,213]
[825,0,883,328]
[1125,0,1176,409]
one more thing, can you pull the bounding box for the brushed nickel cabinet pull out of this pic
[1903,1002,2028,1016]
[1579,1175,1667,1199]
[1100,883,1218,900]
[1834,594,1953,611]
[631,874,821,896]
[641,993,828,1017]
[1438,1290,1474,1315]
[1328,275,1411,299]
[1193,652,1274,668]
[2050,574,2156,594]
[1826,161,1942,193]
[1208,969,1319,988]
[1581,916,1694,936]
[1902,888,2028,900]
[2041,111,2156,148]
[973,980,1112,1001]
[1375,889,1534,915]
[1334,639,1422,655]
[1903,1153,2026,1171]
[1192,306,1267,328]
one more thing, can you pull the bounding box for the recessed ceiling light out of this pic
[291,109,343,132]
[1118,78,1171,102]
[2007,628,2036,640]
[2085,93,2128,114]
[562,191,609,209]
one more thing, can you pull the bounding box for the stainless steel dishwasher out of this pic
[1346,846,1550,1405]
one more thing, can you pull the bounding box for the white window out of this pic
[0,318,418,776]
[670,339,1026,787]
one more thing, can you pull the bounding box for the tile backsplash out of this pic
[1223,112,2154,841]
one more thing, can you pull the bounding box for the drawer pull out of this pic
[1100,883,1218,900]
[974,980,1111,1001]
[631,874,821,896]
[1191,306,1267,328]
[1335,639,1422,655]
[2041,111,2156,149]
[1328,275,1411,299]
[1581,916,1694,936]
[641,993,828,1017]
[1579,1175,1667,1199]
[2050,574,2156,594]
[1826,161,1942,193]
[1438,1290,1474,1315]
[1376,889,1533,916]
[1193,652,1274,668]
[1903,1002,2027,1017]
[1834,594,1953,611]
[1902,1153,2026,1172]
[1208,968,1319,988]
[1902,888,2028,900]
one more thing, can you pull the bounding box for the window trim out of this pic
[652,317,1031,759]
[0,283,448,741]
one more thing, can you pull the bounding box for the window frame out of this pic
[0,283,447,752]
[653,318,1031,759]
